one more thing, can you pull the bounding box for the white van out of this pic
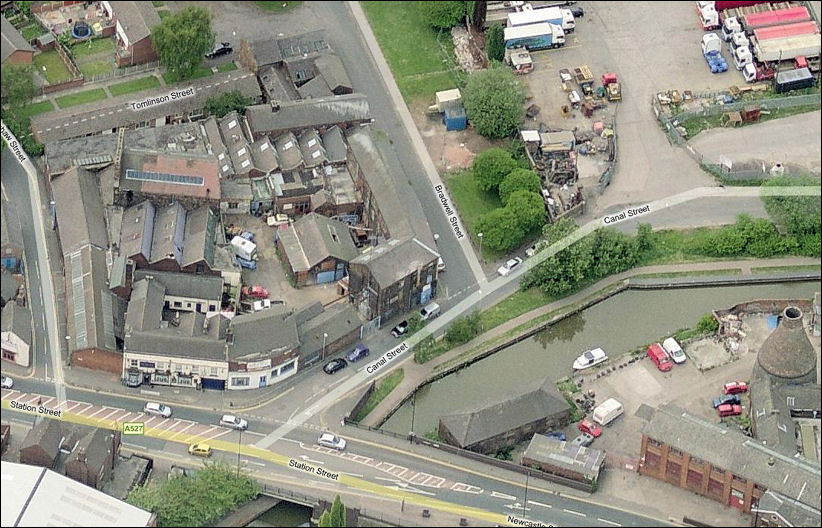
[663,337,687,364]
[592,398,623,426]
[419,302,441,321]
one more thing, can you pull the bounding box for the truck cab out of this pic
[733,46,753,70]
[730,32,750,51]
[699,4,720,30]
[722,16,742,41]
[742,62,774,83]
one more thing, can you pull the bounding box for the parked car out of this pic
[346,344,370,362]
[723,381,749,395]
[391,320,409,338]
[236,256,257,270]
[662,337,687,364]
[545,431,566,441]
[717,403,743,417]
[144,402,172,418]
[206,42,232,59]
[497,257,523,276]
[577,417,602,437]
[241,285,269,299]
[712,394,742,408]
[317,432,347,451]
[188,443,213,457]
[419,302,441,321]
[219,415,248,431]
[252,299,272,312]
[1,376,13,389]
[240,231,255,242]
[525,244,539,258]
[647,343,673,372]
[571,433,595,447]
[569,5,584,18]
[323,358,348,374]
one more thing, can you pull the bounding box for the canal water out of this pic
[382,282,818,435]
[247,501,312,527]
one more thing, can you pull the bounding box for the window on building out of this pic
[210,367,218,376]
[229,201,239,209]
[191,365,199,374]
[174,301,182,308]
[711,464,725,474]
[669,447,683,457]
[280,361,295,373]
[232,377,250,387]
[271,369,279,378]
[130,359,138,367]
[647,438,662,447]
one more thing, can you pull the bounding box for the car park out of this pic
[717,404,743,417]
[144,402,172,418]
[577,417,602,437]
[206,42,232,59]
[188,443,213,457]
[219,415,248,430]
[723,381,749,394]
[419,302,441,321]
[323,358,347,374]
[571,433,595,447]
[317,432,347,450]
[346,344,370,362]
[712,394,742,408]
[391,320,409,338]
[1,376,13,389]
[497,257,523,276]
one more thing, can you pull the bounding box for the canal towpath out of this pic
[358,256,820,427]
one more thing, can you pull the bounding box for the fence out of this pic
[344,381,376,424]
[598,107,619,193]
[84,60,161,84]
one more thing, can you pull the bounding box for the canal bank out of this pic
[355,257,819,431]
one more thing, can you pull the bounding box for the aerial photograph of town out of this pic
[1,0,820,526]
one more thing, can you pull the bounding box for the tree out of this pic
[318,511,333,527]
[472,147,517,193]
[205,91,252,118]
[445,312,482,345]
[151,6,214,81]
[462,64,526,139]
[498,168,541,205]
[475,206,526,251]
[635,223,653,253]
[1,65,37,108]
[418,1,466,29]
[470,0,487,30]
[486,23,505,62]
[505,190,545,232]
[330,495,346,527]
[589,228,639,279]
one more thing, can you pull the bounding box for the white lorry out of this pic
[231,236,258,261]
[592,398,624,426]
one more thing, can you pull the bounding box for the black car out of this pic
[712,394,742,408]
[569,5,584,18]
[323,358,348,375]
[206,42,233,59]
[391,320,409,338]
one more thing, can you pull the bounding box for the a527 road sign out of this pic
[123,422,145,435]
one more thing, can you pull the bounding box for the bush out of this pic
[762,176,821,237]
[475,206,526,252]
[204,91,252,118]
[445,312,482,345]
[505,190,545,232]
[0,108,44,157]
[472,147,518,193]
[696,313,719,334]
[418,1,466,29]
[498,168,541,206]
[462,64,525,139]
[486,23,505,62]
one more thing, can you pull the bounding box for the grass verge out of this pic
[750,264,821,273]
[354,369,405,422]
[217,61,238,73]
[15,100,55,120]
[109,76,162,97]
[55,88,108,109]
[442,169,506,260]
[632,269,743,279]
[255,1,302,11]
[162,65,215,84]
[361,1,458,102]
[33,51,73,84]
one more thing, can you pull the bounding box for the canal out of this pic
[382,281,818,435]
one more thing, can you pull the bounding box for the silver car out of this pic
[317,432,346,451]
[144,402,172,418]
[219,414,248,430]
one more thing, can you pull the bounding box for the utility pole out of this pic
[409,391,416,444]
[523,470,530,518]
[478,232,484,261]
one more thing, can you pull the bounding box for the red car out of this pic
[717,404,743,417]
[723,381,748,395]
[241,285,269,299]
[578,418,602,438]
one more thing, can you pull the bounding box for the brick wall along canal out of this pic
[381,281,818,435]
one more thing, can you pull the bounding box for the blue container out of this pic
[443,106,467,131]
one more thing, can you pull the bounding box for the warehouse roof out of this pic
[133,269,223,302]
[279,213,358,272]
[228,307,299,360]
[522,434,605,482]
[351,237,438,289]
[53,167,109,254]
[64,245,119,352]
[245,93,371,136]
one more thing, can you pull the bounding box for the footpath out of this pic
[359,256,820,427]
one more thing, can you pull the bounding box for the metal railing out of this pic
[84,61,161,84]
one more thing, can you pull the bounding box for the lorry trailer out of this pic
[741,6,810,32]
[753,20,819,42]
[507,5,575,32]
[753,32,822,63]
[504,22,566,49]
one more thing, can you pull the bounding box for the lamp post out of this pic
[409,390,416,445]
[322,332,328,360]
[477,232,484,261]
[523,470,530,518]
[237,428,243,477]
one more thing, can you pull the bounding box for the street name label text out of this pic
[603,204,651,225]
[10,400,62,418]
[366,342,409,375]
[131,87,195,111]
[434,185,465,239]
[288,459,339,480]
[1,123,28,163]
[507,515,550,527]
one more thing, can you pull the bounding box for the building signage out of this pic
[123,422,145,435]
[247,359,272,371]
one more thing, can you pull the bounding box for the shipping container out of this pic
[774,67,816,93]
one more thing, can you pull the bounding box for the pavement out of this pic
[359,256,821,427]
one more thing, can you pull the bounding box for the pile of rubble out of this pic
[451,26,485,73]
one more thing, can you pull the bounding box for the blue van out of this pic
[346,344,370,362]
[236,256,257,270]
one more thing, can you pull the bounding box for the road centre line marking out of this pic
[491,491,517,500]
[597,519,621,526]
[528,500,552,508]
[563,508,586,517]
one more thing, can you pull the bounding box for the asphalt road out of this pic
[2,155,49,380]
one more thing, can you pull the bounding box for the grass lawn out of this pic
[33,51,73,84]
[480,288,552,332]
[55,88,108,109]
[217,61,238,73]
[109,76,162,97]
[354,369,405,422]
[14,100,55,120]
[442,169,505,259]
[79,59,114,78]
[163,66,214,85]
[21,23,44,41]
[362,1,458,102]
[255,1,302,12]
[71,37,115,58]
[158,10,170,19]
